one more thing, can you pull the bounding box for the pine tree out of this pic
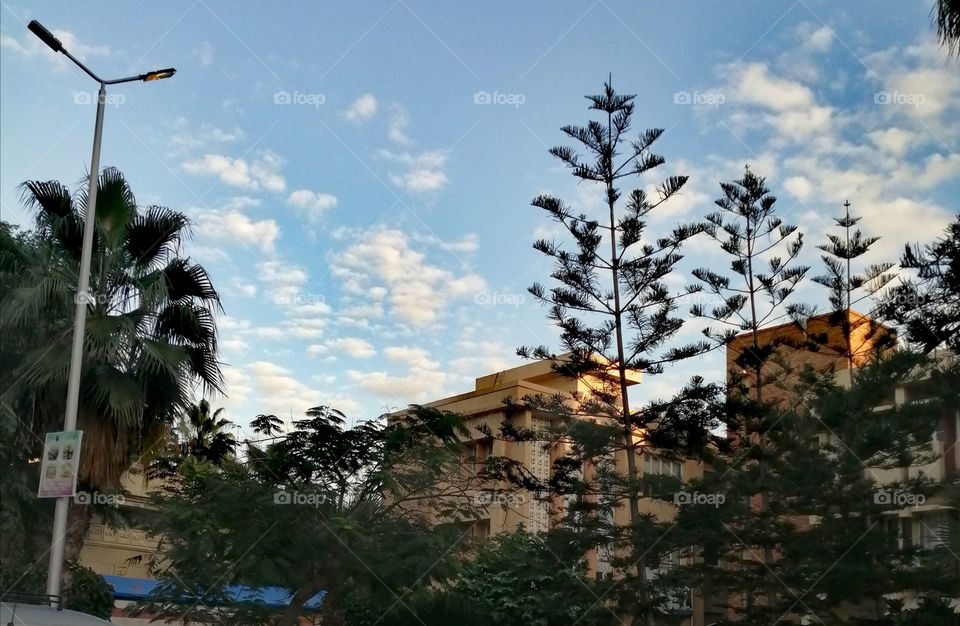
[684,165,812,622]
[812,200,896,383]
[881,213,960,353]
[515,79,713,625]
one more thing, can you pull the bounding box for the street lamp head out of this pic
[141,68,176,82]
[28,20,63,53]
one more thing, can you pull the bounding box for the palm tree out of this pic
[1,167,223,560]
[934,0,960,57]
[178,399,236,464]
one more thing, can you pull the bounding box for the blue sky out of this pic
[2,1,957,435]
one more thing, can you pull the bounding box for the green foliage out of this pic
[140,405,488,626]
[64,562,115,620]
[454,529,613,626]
[345,589,495,626]
[513,78,719,626]
[3,170,223,491]
[812,200,897,370]
[881,214,960,353]
[0,561,114,620]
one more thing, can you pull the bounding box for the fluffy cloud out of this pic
[348,345,446,403]
[1,29,109,65]
[231,278,258,298]
[183,151,286,192]
[256,260,310,305]
[329,227,485,327]
[166,118,243,157]
[310,337,376,359]
[343,94,377,122]
[798,23,833,53]
[287,189,337,221]
[721,62,832,138]
[255,261,331,339]
[244,360,361,417]
[195,210,278,253]
[867,127,916,157]
[378,149,449,193]
[387,105,411,145]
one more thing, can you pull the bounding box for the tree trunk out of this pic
[63,501,94,566]
[276,581,322,626]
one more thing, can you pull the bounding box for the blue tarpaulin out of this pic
[101,575,324,609]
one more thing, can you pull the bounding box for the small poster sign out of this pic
[38,430,83,498]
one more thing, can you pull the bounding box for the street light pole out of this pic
[45,80,106,600]
[26,19,176,600]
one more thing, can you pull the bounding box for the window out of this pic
[885,517,913,550]
[461,439,492,475]
[472,519,490,538]
[917,514,947,549]
[643,453,682,479]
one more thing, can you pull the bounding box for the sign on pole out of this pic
[38,430,83,498]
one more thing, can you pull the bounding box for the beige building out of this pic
[418,358,707,625]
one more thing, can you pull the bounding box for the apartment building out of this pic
[723,309,958,618]
[419,358,707,625]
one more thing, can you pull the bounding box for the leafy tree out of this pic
[150,399,236,477]
[179,399,236,463]
[0,561,114,620]
[454,528,613,626]
[516,79,712,624]
[1,168,223,563]
[346,590,497,626]
[139,405,492,626]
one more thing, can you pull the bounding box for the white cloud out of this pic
[329,227,486,327]
[183,151,286,192]
[221,338,249,353]
[387,106,411,145]
[231,278,258,298]
[1,29,109,66]
[287,189,337,221]
[799,23,833,53]
[343,93,377,122]
[348,345,446,403]
[167,118,244,156]
[867,128,916,157]
[378,149,449,193]
[244,360,361,416]
[732,62,815,111]
[256,261,309,305]
[784,176,813,200]
[195,210,278,253]
[312,337,376,359]
[722,62,832,137]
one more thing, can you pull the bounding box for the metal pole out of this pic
[45,82,106,599]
